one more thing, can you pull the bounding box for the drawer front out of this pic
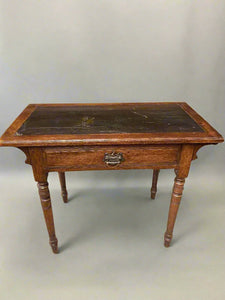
[45,145,180,170]
[45,145,180,171]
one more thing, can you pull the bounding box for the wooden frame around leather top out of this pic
[0,102,223,147]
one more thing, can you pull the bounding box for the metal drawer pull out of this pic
[103,152,124,166]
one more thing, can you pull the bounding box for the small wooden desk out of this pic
[0,102,223,253]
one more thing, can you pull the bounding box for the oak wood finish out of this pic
[164,144,194,247]
[0,103,223,147]
[45,145,180,171]
[38,182,58,253]
[0,102,223,254]
[151,170,160,199]
[58,172,68,203]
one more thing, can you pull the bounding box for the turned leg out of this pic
[58,172,68,203]
[164,177,185,247]
[38,182,58,253]
[151,169,160,199]
[163,145,194,247]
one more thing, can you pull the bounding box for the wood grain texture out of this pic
[151,169,160,199]
[0,102,223,147]
[164,177,185,247]
[29,148,58,253]
[0,102,223,253]
[164,144,194,247]
[45,145,180,171]
[37,182,58,253]
[58,172,68,203]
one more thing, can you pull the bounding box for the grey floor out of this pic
[0,169,224,300]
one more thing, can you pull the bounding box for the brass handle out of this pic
[103,152,124,166]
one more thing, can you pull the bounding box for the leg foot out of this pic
[164,232,172,247]
[50,238,59,254]
[58,172,68,203]
[151,169,160,199]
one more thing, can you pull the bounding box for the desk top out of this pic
[0,102,223,146]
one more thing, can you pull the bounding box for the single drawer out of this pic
[45,145,180,171]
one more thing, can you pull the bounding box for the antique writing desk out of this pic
[0,102,223,253]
